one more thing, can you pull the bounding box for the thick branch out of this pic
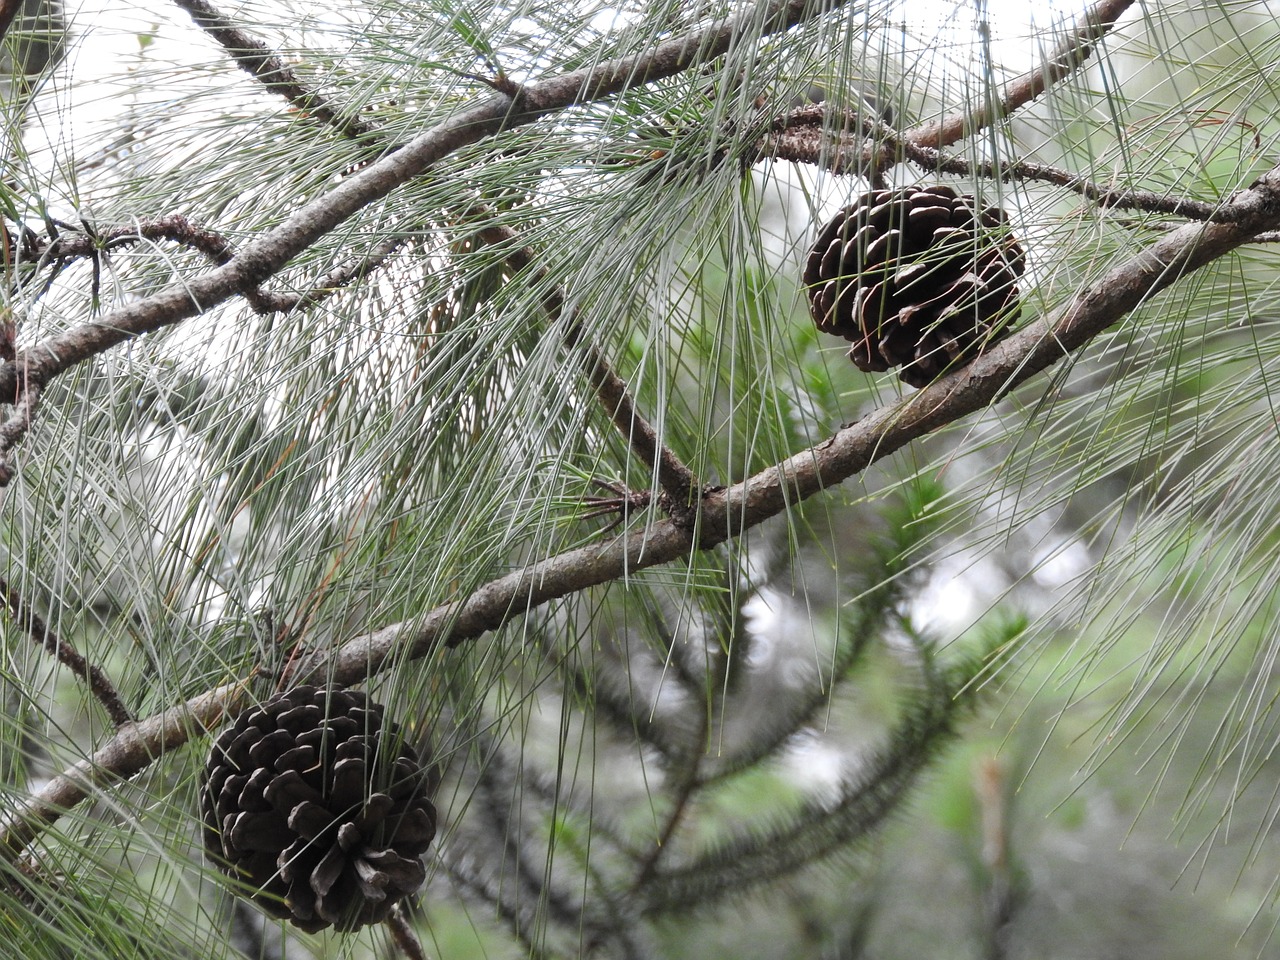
[0,682,246,856]
[904,0,1137,148]
[308,167,1280,678]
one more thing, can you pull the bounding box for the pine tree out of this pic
[2,1,1280,957]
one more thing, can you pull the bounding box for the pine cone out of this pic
[200,685,438,933]
[804,185,1025,388]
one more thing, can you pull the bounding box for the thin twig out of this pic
[21,214,412,315]
[385,904,431,960]
[578,336,700,517]
[270,234,411,313]
[629,715,707,891]
[0,576,132,726]
[898,140,1237,222]
[475,222,702,519]
[171,0,379,143]
[0,216,412,464]
[905,0,1138,149]
[767,109,1257,224]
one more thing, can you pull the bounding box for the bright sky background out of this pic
[39,0,1084,148]
[13,0,1091,224]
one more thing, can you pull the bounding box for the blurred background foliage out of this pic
[4,0,1280,958]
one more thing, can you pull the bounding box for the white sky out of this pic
[16,0,1089,221]
[41,0,1082,131]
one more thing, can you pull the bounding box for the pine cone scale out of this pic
[389,807,436,847]
[248,729,294,765]
[263,769,321,810]
[311,845,347,896]
[905,203,952,237]
[863,227,901,266]
[357,850,425,892]
[228,811,291,852]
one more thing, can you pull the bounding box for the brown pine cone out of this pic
[200,685,438,933]
[804,185,1025,387]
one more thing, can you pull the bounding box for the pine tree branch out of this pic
[754,102,881,177]
[13,212,412,313]
[3,162,1278,866]
[0,680,248,858]
[0,214,411,471]
[898,140,1245,222]
[771,121,1248,224]
[0,0,845,481]
[0,576,132,726]
[4,160,1280,868]
[639,648,979,914]
[757,0,1137,173]
[904,0,1138,149]
[309,168,1280,683]
[474,221,701,518]
[629,734,706,891]
[1,0,1273,870]
[1122,222,1280,242]
[385,905,432,960]
[666,0,1141,208]
[170,0,379,143]
[694,581,888,787]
